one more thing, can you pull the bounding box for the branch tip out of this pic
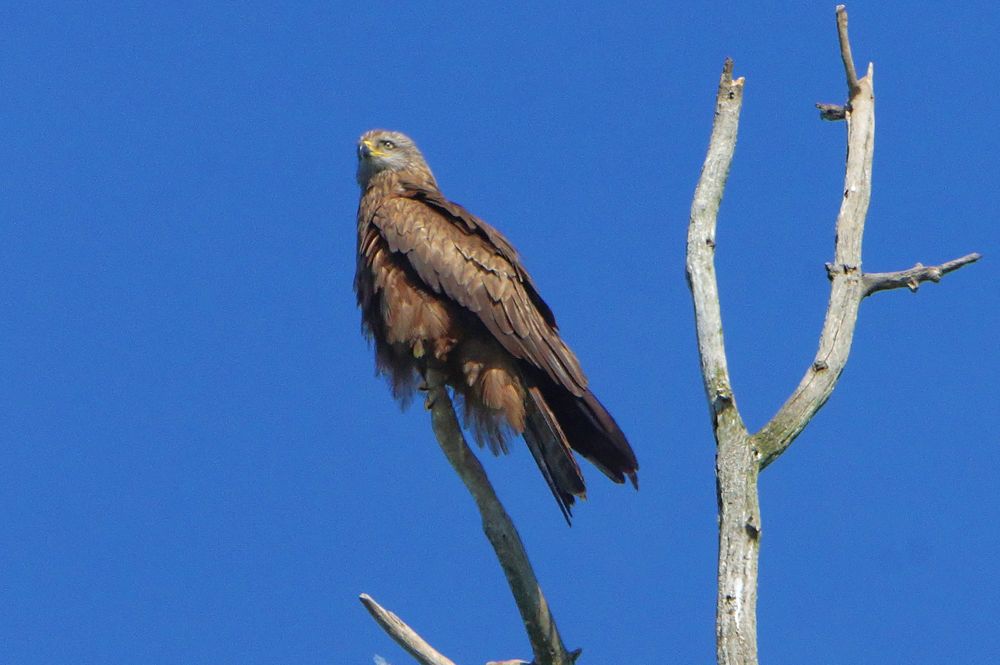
[360,594,458,665]
[836,5,860,94]
[863,252,981,297]
[719,58,744,90]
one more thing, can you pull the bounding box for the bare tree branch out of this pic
[862,253,981,297]
[360,594,458,665]
[686,58,760,665]
[816,103,848,121]
[422,367,573,665]
[836,4,860,95]
[361,368,574,665]
[687,57,745,427]
[688,6,980,665]
[752,8,874,471]
[753,7,979,469]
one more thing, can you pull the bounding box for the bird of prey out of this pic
[354,129,637,522]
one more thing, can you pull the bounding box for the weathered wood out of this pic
[688,7,980,665]
[360,594,458,665]
[863,253,981,297]
[753,43,876,469]
[360,369,574,665]
[686,58,760,665]
[423,367,573,665]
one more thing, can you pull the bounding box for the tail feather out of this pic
[523,381,639,523]
[540,382,639,489]
[524,386,586,525]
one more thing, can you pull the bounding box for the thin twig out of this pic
[359,594,458,665]
[816,103,847,121]
[836,5,860,95]
[686,58,760,665]
[863,253,981,296]
[422,368,573,665]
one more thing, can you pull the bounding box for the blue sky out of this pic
[3,2,997,663]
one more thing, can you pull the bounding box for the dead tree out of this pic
[359,6,980,665]
[687,6,979,665]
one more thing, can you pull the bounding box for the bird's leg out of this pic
[419,380,436,410]
[419,364,444,410]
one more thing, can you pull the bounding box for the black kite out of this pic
[354,129,637,522]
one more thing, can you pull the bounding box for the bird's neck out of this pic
[363,167,438,196]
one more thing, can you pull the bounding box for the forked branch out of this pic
[687,5,979,665]
[752,8,875,468]
[753,5,978,469]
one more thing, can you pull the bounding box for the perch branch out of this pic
[361,370,574,665]
[862,253,981,296]
[753,7,874,470]
[686,58,760,665]
[360,594,458,665]
[422,367,573,665]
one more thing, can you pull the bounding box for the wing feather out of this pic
[369,186,587,396]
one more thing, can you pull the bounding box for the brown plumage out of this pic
[354,129,637,523]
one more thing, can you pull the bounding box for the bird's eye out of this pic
[381,140,396,150]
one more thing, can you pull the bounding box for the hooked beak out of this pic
[358,139,381,159]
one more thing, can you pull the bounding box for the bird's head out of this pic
[356,129,435,188]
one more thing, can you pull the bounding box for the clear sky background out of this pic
[3,2,998,664]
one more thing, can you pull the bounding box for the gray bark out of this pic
[687,6,979,665]
[360,594,459,665]
[685,59,760,665]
